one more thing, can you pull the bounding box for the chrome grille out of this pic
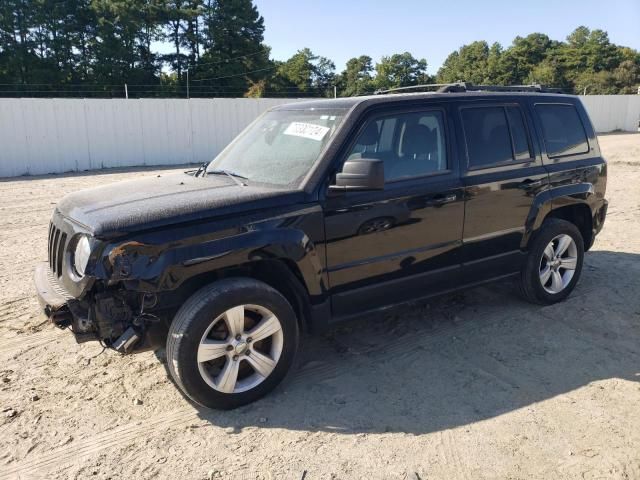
[48,222,67,277]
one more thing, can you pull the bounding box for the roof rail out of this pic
[374,83,454,95]
[374,82,563,95]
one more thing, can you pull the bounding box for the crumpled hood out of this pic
[56,172,302,237]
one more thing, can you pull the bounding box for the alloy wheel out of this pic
[539,234,578,294]
[197,304,284,394]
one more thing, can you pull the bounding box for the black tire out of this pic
[166,277,299,409]
[519,218,585,305]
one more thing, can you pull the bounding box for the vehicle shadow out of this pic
[157,249,640,435]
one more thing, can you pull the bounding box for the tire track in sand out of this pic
[0,408,200,478]
[3,309,488,478]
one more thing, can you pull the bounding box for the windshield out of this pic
[206,108,347,186]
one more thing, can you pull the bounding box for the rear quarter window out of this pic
[535,104,589,157]
[506,106,531,161]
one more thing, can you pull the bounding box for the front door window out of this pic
[347,110,448,181]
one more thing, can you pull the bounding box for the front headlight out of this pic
[73,235,92,277]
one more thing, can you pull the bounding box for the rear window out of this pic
[461,105,532,169]
[535,104,589,157]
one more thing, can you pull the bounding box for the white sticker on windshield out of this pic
[284,122,330,141]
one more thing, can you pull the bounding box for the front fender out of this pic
[96,206,328,300]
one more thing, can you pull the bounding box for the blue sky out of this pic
[254,0,640,74]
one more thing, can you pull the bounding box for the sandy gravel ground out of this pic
[1,134,639,480]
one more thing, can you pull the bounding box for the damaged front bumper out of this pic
[34,262,80,332]
[34,262,164,352]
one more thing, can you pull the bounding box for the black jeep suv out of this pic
[35,84,608,409]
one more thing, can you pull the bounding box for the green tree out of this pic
[337,55,374,96]
[485,42,508,84]
[374,52,428,91]
[4,10,640,99]
[1,0,102,92]
[0,0,40,85]
[561,26,621,74]
[90,0,163,89]
[270,48,335,96]
[275,50,313,91]
[558,27,627,93]
[613,59,640,94]
[498,33,555,84]
[437,41,490,84]
[313,55,336,94]
[436,27,639,94]
[525,59,566,88]
[574,70,619,95]
[162,0,200,82]
[136,0,166,81]
[195,0,269,97]
[183,0,203,65]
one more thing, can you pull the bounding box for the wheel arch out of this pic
[166,258,316,333]
[524,184,596,251]
[545,204,593,250]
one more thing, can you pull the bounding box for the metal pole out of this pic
[334,85,337,98]
[124,83,128,99]
[186,68,190,99]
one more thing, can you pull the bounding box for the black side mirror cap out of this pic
[329,158,385,192]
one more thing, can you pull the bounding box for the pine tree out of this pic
[195,0,269,97]
[337,55,374,97]
[0,0,39,86]
[161,0,200,84]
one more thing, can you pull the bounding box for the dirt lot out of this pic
[1,134,639,480]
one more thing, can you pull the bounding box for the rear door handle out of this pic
[517,178,544,189]
[429,193,457,205]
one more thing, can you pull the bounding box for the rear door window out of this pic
[535,104,589,157]
[461,105,533,169]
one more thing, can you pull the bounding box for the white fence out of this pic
[579,95,640,133]
[0,98,301,178]
[0,95,638,178]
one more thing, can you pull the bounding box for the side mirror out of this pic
[329,158,384,192]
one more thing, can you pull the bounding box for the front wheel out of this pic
[519,218,585,305]
[166,278,299,409]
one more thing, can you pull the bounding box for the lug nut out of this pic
[246,337,252,343]
[235,335,241,341]
[232,355,239,361]
[226,345,233,351]
[245,350,251,356]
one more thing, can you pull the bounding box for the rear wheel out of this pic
[520,218,584,305]
[167,278,299,409]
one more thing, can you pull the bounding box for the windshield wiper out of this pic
[207,169,248,186]
[194,162,209,177]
